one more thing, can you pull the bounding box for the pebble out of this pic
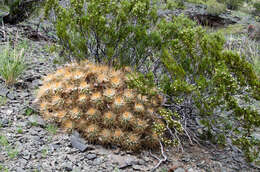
[70,135,89,152]
[86,153,97,160]
[174,168,186,172]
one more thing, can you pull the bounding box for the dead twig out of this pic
[150,141,168,171]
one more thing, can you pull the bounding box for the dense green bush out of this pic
[217,0,245,10]
[44,0,162,67]
[206,0,226,15]
[45,0,260,162]
[2,0,45,24]
[253,2,260,16]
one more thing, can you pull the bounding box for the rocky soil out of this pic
[0,14,259,172]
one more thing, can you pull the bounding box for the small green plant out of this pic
[0,96,7,106]
[6,148,19,159]
[186,0,207,4]
[17,127,23,134]
[41,148,48,157]
[0,135,8,147]
[46,124,57,135]
[0,40,28,86]
[160,168,168,172]
[113,167,120,172]
[0,164,9,172]
[0,135,19,159]
[30,122,38,127]
[25,107,34,116]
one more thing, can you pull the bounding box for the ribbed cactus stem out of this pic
[36,60,164,151]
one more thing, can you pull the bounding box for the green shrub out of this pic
[0,40,28,86]
[2,0,45,24]
[206,0,226,15]
[44,0,162,67]
[224,35,260,76]
[218,0,245,10]
[45,0,260,162]
[130,16,260,162]
[253,2,260,16]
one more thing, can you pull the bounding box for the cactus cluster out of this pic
[35,60,164,151]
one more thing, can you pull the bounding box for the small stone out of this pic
[86,153,97,160]
[28,115,46,127]
[7,92,15,99]
[5,109,13,115]
[174,167,186,172]
[187,168,199,172]
[15,167,26,172]
[63,163,73,171]
[0,154,5,162]
[0,86,8,96]
[93,158,103,166]
[132,165,143,171]
[118,161,132,169]
[138,159,145,165]
[197,160,206,168]
[70,135,88,152]
[52,143,60,150]
[1,118,9,125]
[17,121,28,127]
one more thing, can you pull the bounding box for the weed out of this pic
[17,127,23,134]
[25,107,34,116]
[0,40,28,86]
[160,168,168,172]
[0,96,7,106]
[46,124,57,135]
[41,148,48,157]
[113,167,120,172]
[6,148,19,159]
[30,122,38,127]
[0,135,19,159]
[0,164,8,172]
[0,135,9,147]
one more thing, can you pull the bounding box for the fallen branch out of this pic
[150,141,168,171]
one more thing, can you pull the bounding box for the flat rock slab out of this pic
[70,134,90,152]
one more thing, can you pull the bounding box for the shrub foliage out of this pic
[44,0,260,162]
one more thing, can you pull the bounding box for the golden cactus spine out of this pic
[35,60,165,151]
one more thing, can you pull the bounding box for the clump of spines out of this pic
[35,60,164,151]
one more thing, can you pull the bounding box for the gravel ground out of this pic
[0,22,259,172]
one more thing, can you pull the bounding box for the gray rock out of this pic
[118,161,132,169]
[86,153,97,160]
[0,154,5,162]
[28,115,46,127]
[187,168,200,172]
[7,92,15,99]
[174,168,186,172]
[15,167,26,172]
[63,163,73,171]
[0,86,8,96]
[70,135,89,152]
[4,109,13,116]
[132,165,143,171]
[52,143,60,150]
[1,118,9,125]
[16,121,28,127]
[92,157,103,166]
